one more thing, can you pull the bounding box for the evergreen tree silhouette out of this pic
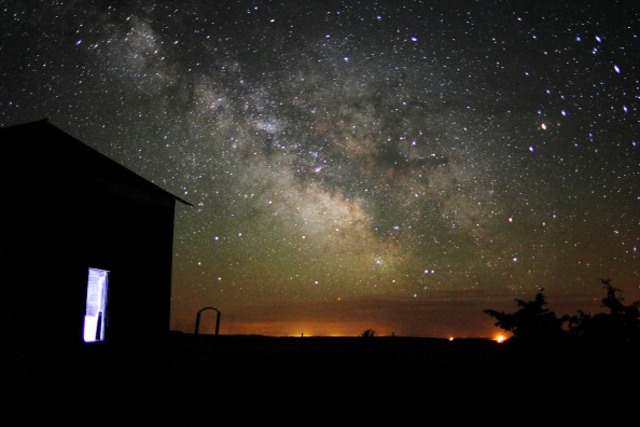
[569,279,640,344]
[484,288,569,343]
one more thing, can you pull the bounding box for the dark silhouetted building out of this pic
[0,119,190,347]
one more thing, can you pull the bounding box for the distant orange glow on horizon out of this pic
[172,314,504,339]
[209,321,389,337]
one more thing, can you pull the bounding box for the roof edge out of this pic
[1,119,193,207]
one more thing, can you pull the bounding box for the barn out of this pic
[0,119,190,347]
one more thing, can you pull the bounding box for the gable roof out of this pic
[0,119,192,207]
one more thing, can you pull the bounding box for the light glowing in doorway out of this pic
[83,267,109,343]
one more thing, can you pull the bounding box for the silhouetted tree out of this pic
[361,329,376,338]
[484,288,569,342]
[569,279,640,344]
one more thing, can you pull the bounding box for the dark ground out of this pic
[5,333,639,425]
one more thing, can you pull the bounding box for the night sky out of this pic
[2,1,638,339]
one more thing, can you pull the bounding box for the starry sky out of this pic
[2,1,639,338]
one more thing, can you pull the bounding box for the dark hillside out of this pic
[5,334,638,425]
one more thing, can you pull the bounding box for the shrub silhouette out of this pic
[485,280,640,346]
[568,279,640,344]
[483,288,569,342]
[361,329,376,338]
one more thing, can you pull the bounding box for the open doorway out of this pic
[83,267,109,343]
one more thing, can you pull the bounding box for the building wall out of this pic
[1,122,177,347]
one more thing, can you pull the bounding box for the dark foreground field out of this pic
[5,334,639,425]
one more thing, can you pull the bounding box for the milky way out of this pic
[2,1,638,337]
